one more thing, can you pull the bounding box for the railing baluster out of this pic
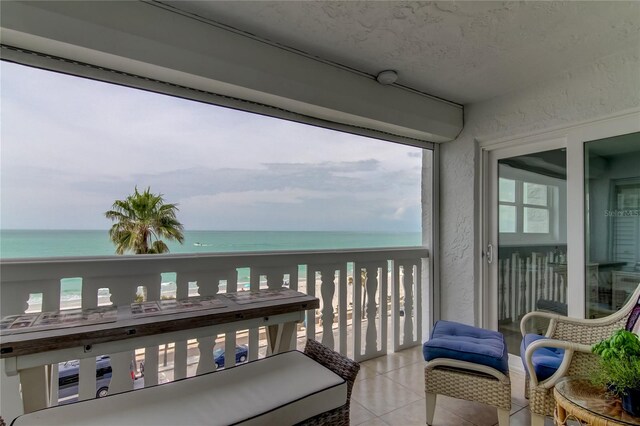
[41,280,60,312]
[401,263,414,346]
[305,265,316,343]
[78,358,96,401]
[196,337,217,375]
[143,274,162,387]
[108,351,134,394]
[144,347,159,387]
[265,267,283,289]
[338,266,347,356]
[353,263,363,360]
[364,263,378,357]
[173,272,196,380]
[320,266,336,350]
[224,267,240,368]
[393,261,401,351]
[48,363,59,407]
[196,272,221,373]
[379,262,389,353]
[248,266,260,361]
[173,340,188,380]
[289,267,299,291]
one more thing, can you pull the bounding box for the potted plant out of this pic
[592,329,640,417]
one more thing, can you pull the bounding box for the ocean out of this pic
[0,229,421,259]
[0,229,421,309]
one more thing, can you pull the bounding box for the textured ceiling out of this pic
[161,1,640,105]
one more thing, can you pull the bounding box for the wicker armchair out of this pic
[520,283,640,426]
[299,339,361,426]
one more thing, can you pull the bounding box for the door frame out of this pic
[478,108,640,330]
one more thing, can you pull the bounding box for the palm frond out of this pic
[105,187,184,255]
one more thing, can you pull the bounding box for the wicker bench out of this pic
[423,321,511,426]
[10,339,359,426]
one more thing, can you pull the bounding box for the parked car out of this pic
[57,356,141,404]
[213,344,248,369]
[58,356,113,401]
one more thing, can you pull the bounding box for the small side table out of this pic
[554,378,640,425]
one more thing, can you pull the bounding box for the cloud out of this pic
[181,188,330,208]
[1,61,424,232]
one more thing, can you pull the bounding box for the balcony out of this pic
[0,247,428,420]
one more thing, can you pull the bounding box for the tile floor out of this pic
[350,346,555,426]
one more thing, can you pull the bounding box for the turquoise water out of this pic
[0,229,421,259]
[1,230,421,305]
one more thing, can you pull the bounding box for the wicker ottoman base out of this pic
[425,359,511,426]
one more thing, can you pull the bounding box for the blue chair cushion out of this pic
[520,333,564,381]
[422,320,509,375]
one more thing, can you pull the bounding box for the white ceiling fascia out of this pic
[0,1,463,143]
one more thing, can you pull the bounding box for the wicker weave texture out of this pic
[298,339,360,426]
[530,386,556,416]
[554,316,629,344]
[526,288,640,418]
[425,366,512,410]
[530,351,608,416]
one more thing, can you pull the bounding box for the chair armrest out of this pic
[524,284,640,338]
[520,311,562,337]
[524,338,592,388]
[521,309,629,341]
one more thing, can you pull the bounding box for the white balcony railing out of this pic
[0,247,428,415]
[498,249,567,323]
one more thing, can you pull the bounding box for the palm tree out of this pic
[105,187,184,255]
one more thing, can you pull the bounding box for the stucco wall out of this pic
[438,46,640,325]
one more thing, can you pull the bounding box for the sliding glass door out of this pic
[584,132,640,318]
[488,145,567,354]
[483,114,640,355]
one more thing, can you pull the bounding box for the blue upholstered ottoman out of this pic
[423,321,511,426]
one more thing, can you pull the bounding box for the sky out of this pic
[0,61,424,232]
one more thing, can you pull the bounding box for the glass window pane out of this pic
[585,131,640,319]
[499,205,516,233]
[524,182,547,206]
[524,207,549,233]
[498,148,566,355]
[499,178,516,202]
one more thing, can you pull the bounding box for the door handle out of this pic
[486,243,494,264]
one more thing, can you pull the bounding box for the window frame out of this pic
[497,166,564,245]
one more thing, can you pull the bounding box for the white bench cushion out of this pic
[12,350,347,426]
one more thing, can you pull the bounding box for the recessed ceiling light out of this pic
[376,70,398,85]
